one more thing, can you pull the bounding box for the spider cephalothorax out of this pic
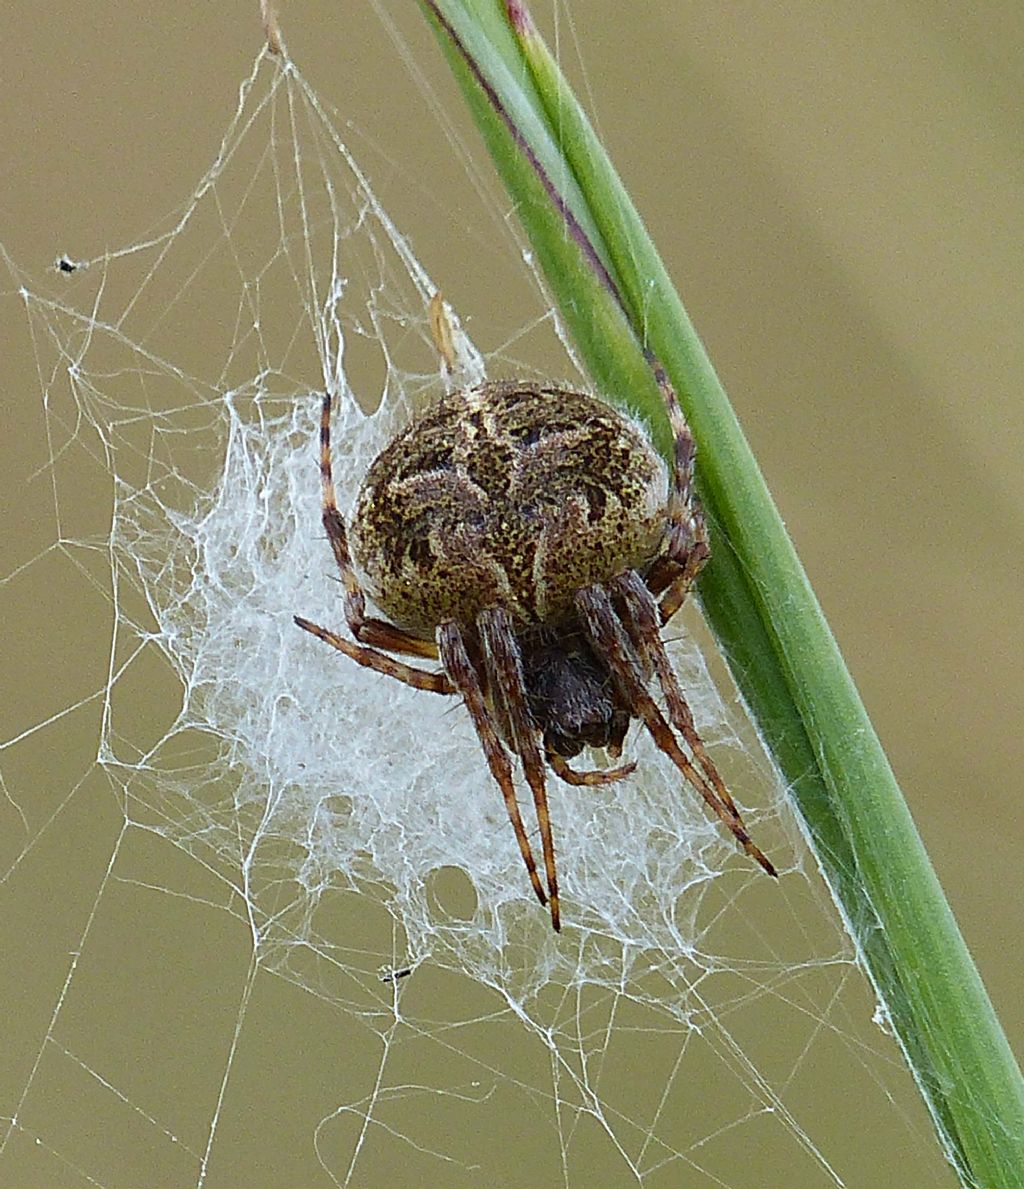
[295,376,776,931]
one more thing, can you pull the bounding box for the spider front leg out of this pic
[477,607,560,931]
[576,582,776,878]
[612,570,746,832]
[436,620,551,919]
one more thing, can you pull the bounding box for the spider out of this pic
[294,351,776,931]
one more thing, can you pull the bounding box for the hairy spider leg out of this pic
[612,570,746,828]
[641,362,712,625]
[632,370,751,826]
[317,388,439,661]
[575,583,777,878]
[547,750,637,787]
[478,607,561,931]
[294,390,455,686]
[656,539,708,627]
[293,616,455,693]
[436,620,550,915]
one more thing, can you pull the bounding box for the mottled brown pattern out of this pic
[295,373,777,932]
[350,381,669,635]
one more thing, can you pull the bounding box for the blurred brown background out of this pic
[2,2,1020,1186]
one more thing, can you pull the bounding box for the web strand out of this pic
[0,40,945,1189]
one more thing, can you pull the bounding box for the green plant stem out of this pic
[420,2,1024,1186]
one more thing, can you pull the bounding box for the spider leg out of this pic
[612,570,743,824]
[547,750,637,787]
[642,362,711,625]
[294,617,454,693]
[316,389,440,661]
[656,538,709,627]
[317,388,367,633]
[575,583,777,878]
[355,618,440,660]
[309,386,442,664]
[436,620,550,916]
[477,607,561,932]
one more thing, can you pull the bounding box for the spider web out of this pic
[0,23,954,1189]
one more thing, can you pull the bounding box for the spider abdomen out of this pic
[349,380,670,635]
